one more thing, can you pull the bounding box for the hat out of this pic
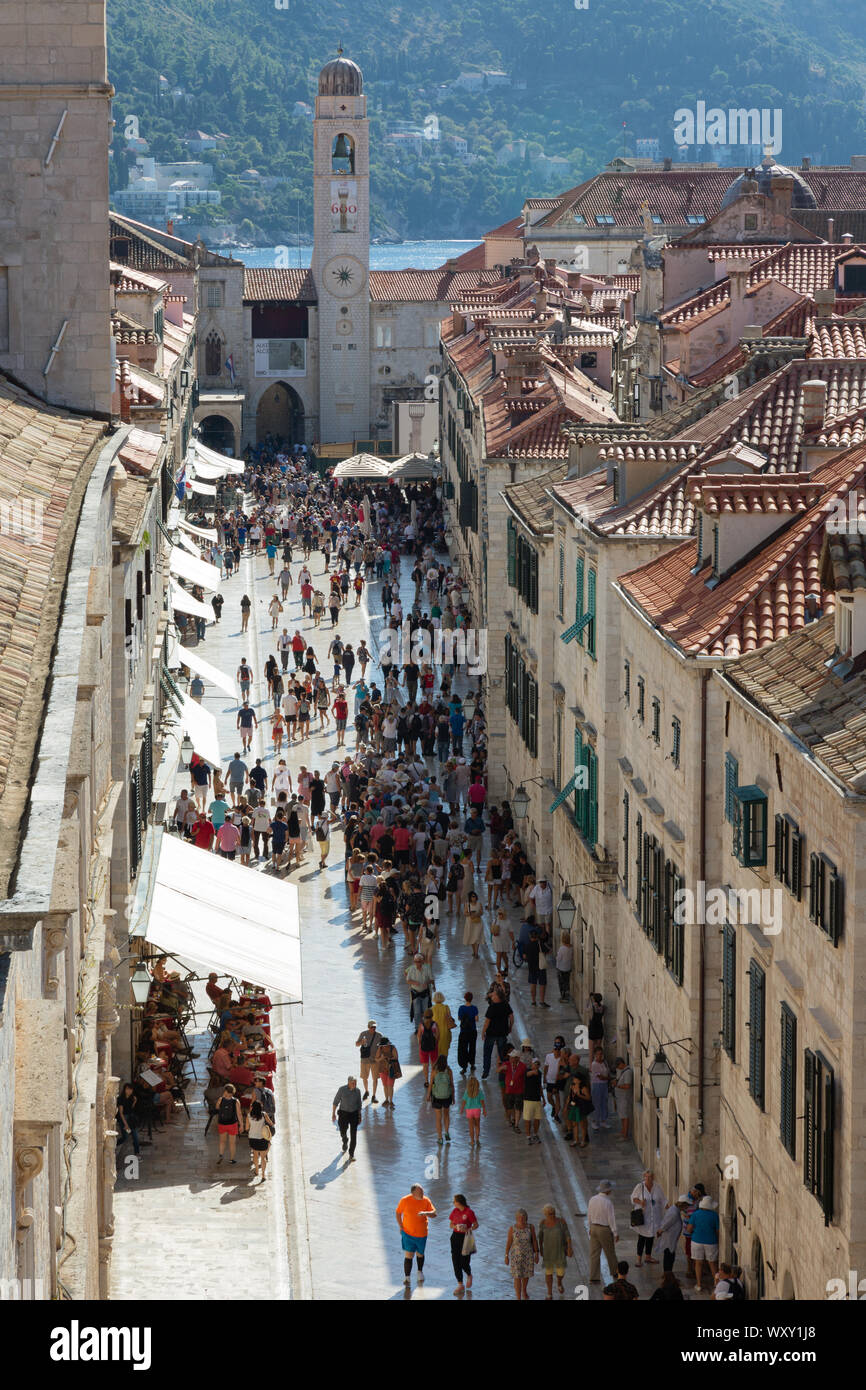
[596,1180,613,1194]
[508,1049,519,1058]
[367,1020,377,1029]
[677,1194,690,1205]
[699,1195,715,1210]
[520,1038,532,1048]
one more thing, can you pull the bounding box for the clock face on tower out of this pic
[323,255,366,299]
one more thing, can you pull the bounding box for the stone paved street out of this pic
[111,516,684,1301]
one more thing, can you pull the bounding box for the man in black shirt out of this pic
[525,929,549,1009]
[481,988,513,1078]
[249,759,268,798]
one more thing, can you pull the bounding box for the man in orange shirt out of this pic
[396,1183,437,1287]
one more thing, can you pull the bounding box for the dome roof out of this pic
[318,51,363,97]
[720,152,816,210]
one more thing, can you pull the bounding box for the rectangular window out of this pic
[424,320,440,348]
[575,553,585,643]
[526,676,538,757]
[809,854,843,944]
[722,924,736,1059]
[663,862,684,984]
[586,567,597,657]
[557,544,565,618]
[375,323,393,348]
[507,519,517,587]
[780,1004,797,1158]
[733,786,768,867]
[622,790,630,895]
[651,696,661,744]
[804,1050,835,1222]
[748,959,766,1110]
[671,717,681,768]
[205,282,224,308]
[623,660,630,705]
[637,677,645,723]
[634,812,643,919]
[555,709,562,788]
[136,570,144,621]
[724,752,738,823]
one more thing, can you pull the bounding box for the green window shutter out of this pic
[652,844,664,951]
[803,1049,816,1192]
[722,924,736,1059]
[748,960,765,1109]
[549,772,578,813]
[821,1059,835,1222]
[624,660,630,704]
[528,677,538,756]
[673,871,685,985]
[724,752,738,823]
[587,748,598,846]
[791,831,803,901]
[586,567,597,657]
[530,549,539,614]
[573,727,584,828]
[622,790,630,894]
[561,611,593,644]
[575,554,585,643]
[827,868,843,945]
[634,812,643,918]
[773,814,785,881]
[129,768,142,879]
[507,519,516,587]
[780,1004,797,1158]
[808,851,819,923]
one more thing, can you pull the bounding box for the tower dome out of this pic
[318,49,363,97]
[720,148,816,210]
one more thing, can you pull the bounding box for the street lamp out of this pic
[557,890,577,932]
[180,732,194,768]
[130,964,153,1007]
[648,1048,674,1099]
[512,785,530,821]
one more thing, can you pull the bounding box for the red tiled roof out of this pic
[809,319,866,360]
[242,267,316,303]
[485,215,525,240]
[617,447,866,656]
[692,474,822,516]
[447,242,486,271]
[369,268,500,302]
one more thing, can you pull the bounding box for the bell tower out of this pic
[312,50,371,445]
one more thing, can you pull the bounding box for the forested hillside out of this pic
[107,0,866,242]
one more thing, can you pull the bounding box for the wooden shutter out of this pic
[780,1004,796,1157]
[587,748,598,846]
[652,843,664,951]
[530,549,539,613]
[774,813,784,880]
[129,767,142,879]
[827,868,843,945]
[622,791,629,894]
[722,924,736,1058]
[791,830,803,901]
[724,752,738,823]
[634,812,643,918]
[748,960,765,1108]
[507,520,516,587]
[575,553,585,640]
[821,1058,835,1222]
[587,567,597,656]
[803,1049,816,1192]
[808,851,820,923]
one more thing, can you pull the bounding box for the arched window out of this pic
[205,331,222,377]
[752,1237,766,1300]
[332,133,355,174]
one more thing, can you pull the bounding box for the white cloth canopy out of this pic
[177,516,219,545]
[187,478,217,497]
[389,452,438,479]
[146,834,302,1001]
[177,691,221,767]
[188,454,229,480]
[170,579,214,623]
[174,530,201,559]
[332,453,392,480]
[191,439,245,474]
[169,638,238,700]
[169,544,222,591]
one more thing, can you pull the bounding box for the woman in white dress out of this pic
[631,1169,667,1267]
[462,891,484,960]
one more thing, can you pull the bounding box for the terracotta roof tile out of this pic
[502,462,570,533]
[369,268,501,302]
[242,267,316,303]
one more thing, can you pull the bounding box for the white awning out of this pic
[169,544,222,591]
[192,440,246,475]
[146,834,302,1002]
[177,690,221,767]
[174,530,202,558]
[332,453,393,480]
[187,478,217,497]
[189,453,230,480]
[170,579,214,623]
[178,518,219,545]
[169,637,238,699]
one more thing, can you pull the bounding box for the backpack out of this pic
[431,1069,452,1100]
[420,1025,437,1051]
[217,1096,236,1126]
[728,1277,746,1301]
[315,821,328,842]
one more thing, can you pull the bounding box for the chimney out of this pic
[166,219,174,235]
[770,175,794,218]
[826,217,835,242]
[814,287,835,310]
[663,157,672,171]
[726,260,752,340]
[536,288,548,315]
[602,296,617,312]
[518,263,535,289]
[451,311,466,337]
[850,155,866,172]
[741,324,763,341]
[842,232,854,245]
[802,379,827,433]
[119,360,132,422]
[445,258,458,272]
[800,156,811,171]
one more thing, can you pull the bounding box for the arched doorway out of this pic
[197,414,236,454]
[255,382,304,447]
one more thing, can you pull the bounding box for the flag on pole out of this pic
[226,354,236,384]
[175,466,187,502]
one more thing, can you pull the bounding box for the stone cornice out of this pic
[0,83,113,100]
